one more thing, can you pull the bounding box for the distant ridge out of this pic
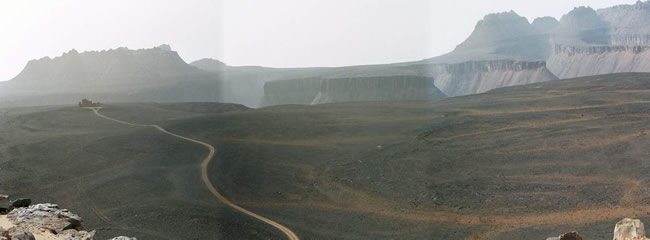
[190,58,227,73]
[0,45,225,107]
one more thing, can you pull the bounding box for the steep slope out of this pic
[260,59,558,106]
[407,11,559,98]
[419,60,559,97]
[547,45,650,79]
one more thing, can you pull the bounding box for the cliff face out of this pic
[262,76,446,106]
[419,60,558,97]
[428,1,650,83]
[312,76,445,104]
[547,45,650,78]
[544,1,650,78]
[261,78,322,106]
[598,0,650,45]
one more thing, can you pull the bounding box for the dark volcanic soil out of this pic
[2,73,650,239]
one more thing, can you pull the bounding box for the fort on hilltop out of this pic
[78,99,101,108]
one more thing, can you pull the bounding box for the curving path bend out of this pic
[90,107,300,240]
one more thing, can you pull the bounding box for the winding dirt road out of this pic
[90,107,300,240]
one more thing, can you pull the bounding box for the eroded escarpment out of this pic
[422,60,558,97]
[262,75,446,106]
[312,75,445,104]
[548,45,650,79]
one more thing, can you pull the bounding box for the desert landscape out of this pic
[2,1,650,239]
[2,73,650,239]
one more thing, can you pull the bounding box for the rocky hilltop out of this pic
[450,11,552,60]
[1,194,133,240]
[552,7,609,46]
[190,58,227,73]
[6,45,203,90]
[0,45,224,108]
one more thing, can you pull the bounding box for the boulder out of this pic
[110,236,137,240]
[560,231,582,240]
[60,229,95,240]
[9,199,30,209]
[8,232,34,240]
[7,203,83,233]
[0,195,10,214]
[614,218,646,240]
[0,227,7,238]
[546,231,583,240]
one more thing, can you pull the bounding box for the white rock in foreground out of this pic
[614,218,646,240]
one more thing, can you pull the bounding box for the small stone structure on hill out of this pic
[78,99,101,108]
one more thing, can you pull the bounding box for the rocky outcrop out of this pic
[422,60,559,97]
[9,203,84,233]
[311,76,445,104]
[0,194,132,240]
[547,45,650,79]
[109,237,137,240]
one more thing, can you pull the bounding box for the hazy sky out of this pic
[0,0,636,81]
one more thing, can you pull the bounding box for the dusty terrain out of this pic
[2,73,650,239]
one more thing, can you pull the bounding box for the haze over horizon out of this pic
[0,0,636,82]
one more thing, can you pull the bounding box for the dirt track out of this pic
[91,107,300,240]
